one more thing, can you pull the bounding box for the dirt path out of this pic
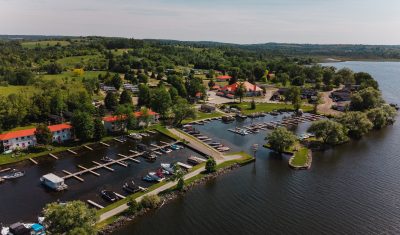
[317,88,342,116]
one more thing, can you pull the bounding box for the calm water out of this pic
[0,133,205,224]
[114,62,400,235]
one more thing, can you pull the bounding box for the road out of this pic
[317,88,342,116]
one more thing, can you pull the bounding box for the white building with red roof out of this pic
[216,75,232,82]
[0,123,73,152]
[219,81,263,97]
[102,110,159,132]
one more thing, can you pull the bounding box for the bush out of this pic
[250,100,256,110]
[126,197,141,215]
[205,157,217,173]
[140,195,161,209]
[176,178,184,191]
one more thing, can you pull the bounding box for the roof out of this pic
[103,110,158,123]
[0,123,72,141]
[216,75,232,80]
[221,81,262,93]
[42,173,64,183]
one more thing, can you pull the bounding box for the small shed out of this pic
[40,173,68,191]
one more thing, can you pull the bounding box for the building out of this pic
[102,110,159,132]
[220,81,263,97]
[216,75,232,82]
[331,89,352,102]
[0,123,73,152]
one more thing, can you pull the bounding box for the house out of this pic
[0,123,73,152]
[331,90,351,102]
[123,83,139,93]
[210,85,221,91]
[102,110,159,132]
[200,104,216,113]
[220,81,263,97]
[216,75,232,82]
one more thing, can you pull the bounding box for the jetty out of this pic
[87,200,104,209]
[100,142,110,147]
[84,145,93,151]
[67,149,78,155]
[177,162,193,170]
[29,158,38,165]
[61,141,179,182]
[49,153,59,160]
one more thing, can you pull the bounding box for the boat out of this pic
[143,171,164,182]
[100,156,113,163]
[161,147,172,153]
[187,156,206,165]
[128,133,142,140]
[161,163,175,174]
[40,173,68,191]
[170,144,183,150]
[1,222,45,235]
[236,113,247,119]
[222,115,235,123]
[217,146,230,152]
[197,136,209,140]
[140,132,150,137]
[143,151,157,161]
[100,190,119,202]
[2,170,25,180]
[123,180,141,194]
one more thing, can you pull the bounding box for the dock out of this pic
[115,192,126,199]
[177,162,193,170]
[87,200,104,209]
[78,165,100,176]
[0,168,11,173]
[147,130,157,134]
[49,153,59,160]
[29,158,38,165]
[61,141,179,182]
[100,142,110,147]
[113,138,124,143]
[84,145,93,151]
[67,149,78,155]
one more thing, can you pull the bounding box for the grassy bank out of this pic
[234,102,313,115]
[182,111,223,124]
[290,147,309,167]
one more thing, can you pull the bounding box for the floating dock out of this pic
[84,145,93,151]
[67,149,78,155]
[87,200,104,209]
[29,158,38,165]
[100,142,110,147]
[177,162,193,170]
[49,153,59,160]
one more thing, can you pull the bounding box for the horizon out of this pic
[1,0,399,45]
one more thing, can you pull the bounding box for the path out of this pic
[317,87,342,116]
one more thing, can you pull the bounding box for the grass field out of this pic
[291,147,309,167]
[21,40,71,49]
[56,55,104,69]
[235,102,313,114]
[0,85,37,96]
[111,48,132,56]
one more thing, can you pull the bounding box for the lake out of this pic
[113,62,400,235]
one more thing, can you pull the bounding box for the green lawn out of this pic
[182,111,223,124]
[21,40,70,49]
[235,102,313,115]
[111,49,132,56]
[0,85,37,97]
[291,147,309,167]
[56,55,104,69]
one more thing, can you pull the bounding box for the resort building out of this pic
[216,75,232,82]
[219,81,263,97]
[102,110,159,132]
[0,123,73,152]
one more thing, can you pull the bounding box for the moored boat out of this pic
[100,156,113,163]
[2,170,25,180]
[100,190,119,202]
[123,180,141,194]
[127,133,142,140]
[161,163,175,174]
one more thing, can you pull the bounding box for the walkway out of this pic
[317,88,342,116]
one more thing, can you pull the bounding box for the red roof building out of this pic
[216,75,232,81]
[220,81,263,97]
[102,110,159,132]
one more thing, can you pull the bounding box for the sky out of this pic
[0,0,399,44]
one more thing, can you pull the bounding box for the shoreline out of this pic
[98,163,244,234]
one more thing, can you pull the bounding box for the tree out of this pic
[104,92,119,111]
[205,157,217,173]
[111,73,122,90]
[235,82,246,103]
[277,73,289,86]
[141,195,161,209]
[42,201,97,235]
[169,87,179,102]
[171,97,196,125]
[313,93,322,114]
[265,127,296,153]
[336,68,354,85]
[366,105,397,129]
[45,62,63,74]
[337,111,373,139]
[150,86,172,118]
[322,68,334,86]
[354,72,378,89]
[208,79,216,89]
[34,124,52,145]
[119,90,132,105]
[308,120,348,145]
[350,87,383,111]
[286,86,302,111]
[71,111,94,141]
[93,118,105,140]
[50,93,66,115]
[127,197,141,215]
[138,73,149,84]
[138,84,151,106]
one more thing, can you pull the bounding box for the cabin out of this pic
[216,75,232,82]
[219,81,263,97]
[123,83,139,93]
[0,124,73,152]
[102,110,159,132]
[40,173,68,191]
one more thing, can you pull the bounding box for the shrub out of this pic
[141,195,161,209]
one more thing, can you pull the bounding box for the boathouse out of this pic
[0,123,73,152]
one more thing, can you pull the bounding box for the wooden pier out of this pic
[147,130,157,134]
[115,192,126,199]
[177,162,193,170]
[100,142,110,147]
[67,149,78,155]
[0,168,11,173]
[78,165,100,176]
[49,153,59,160]
[87,200,104,209]
[113,138,124,143]
[84,145,93,151]
[61,141,179,182]
[29,158,38,165]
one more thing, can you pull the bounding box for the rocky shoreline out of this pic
[288,150,312,170]
[99,163,242,234]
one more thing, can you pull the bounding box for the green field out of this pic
[235,102,313,114]
[21,40,70,49]
[111,48,132,56]
[0,85,36,96]
[291,147,309,167]
[56,55,104,69]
